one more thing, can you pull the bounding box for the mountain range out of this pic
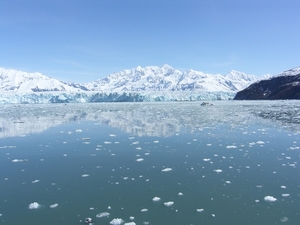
[0,64,264,93]
[234,67,300,100]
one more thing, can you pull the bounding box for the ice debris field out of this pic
[0,101,299,225]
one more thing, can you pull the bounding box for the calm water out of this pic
[0,101,299,225]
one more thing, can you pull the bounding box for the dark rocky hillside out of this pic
[234,73,300,100]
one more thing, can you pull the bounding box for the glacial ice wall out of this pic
[0,91,236,104]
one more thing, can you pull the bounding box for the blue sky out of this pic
[0,0,299,83]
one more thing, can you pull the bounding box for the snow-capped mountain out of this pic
[1,65,261,95]
[85,64,259,92]
[0,68,82,93]
[234,66,300,100]
[273,66,300,78]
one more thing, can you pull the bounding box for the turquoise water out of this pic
[0,101,299,225]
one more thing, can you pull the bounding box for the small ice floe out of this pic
[282,194,290,197]
[152,197,161,202]
[85,217,93,224]
[280,216,288,223]
[82,174,89,177]
[104,141,111,144]
[281,185,287,189]
[178,192,183,196]
[124,222,136,225]
[136,158,144,162]
[132,141,139,145]
[226,145,237,149]
[164,201,174,207]
[256,141,265,145]
[75,129,82,133]
[203,158,210,162]
[212,214,216,217]
[136,147,142,150]
[12,159,25,163]
[225,181,231,184]
[49,203,58,208]
[197,209,204,212]
[255,200,260,203]
[109,134,116,137]
[289,146,299,150]
[141,208,148,212]
[28,202,40,209]
[32,180,40,183]
[162,168,172,172]
[264,196,277,202]
[82,138,91,140]
[153,140,159,143]
[96,212,110,218]
[110,218,123,225]
[214,169,222,173]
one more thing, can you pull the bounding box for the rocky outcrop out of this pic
[234,72,300,100]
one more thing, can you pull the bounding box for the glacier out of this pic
[0,91,236,104]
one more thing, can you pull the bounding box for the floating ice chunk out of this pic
[141,208,148,212]
[132,141,139,145]
[136,147,142,150]
[256,141,265,145]
[124,223,136,225]
[104,141,111,144]
[282,194,290,197]
[136,158,144,162]
[280,217,288,222]
[264,196,277,202]
[110,134,116,137]
[152,197,161,202]
[82,174,89,177]
[12,159,24,163]
[28,202,40,209]
[226,145,237,149]
[178,192,183,196]
[153,140,159,143]
[225,181,231,184]
[255,200,260,203]
[197,209,204,212]
[212,214,215,217]
[214,169,222,173]
[110,218,124,225]
[162,168,172,172]
[203,158,210,161]
[75,129,82,132]
[164,201,174,206]
[96,212,110,218]
[49,203,58,208]
[129,216,135,220]
[32,180,40,183]
[281,186,287,189]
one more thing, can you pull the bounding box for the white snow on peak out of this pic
[85,65,260,92]
[0,68,81,93]
[273,66,300,78]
